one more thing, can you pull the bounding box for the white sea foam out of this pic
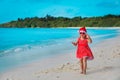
[4,50,11,53]
[14,48,23,52]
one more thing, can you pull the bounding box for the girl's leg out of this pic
[83,57,87,74]
[80,58,83,74]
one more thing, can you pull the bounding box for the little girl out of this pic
[72,26,94,75]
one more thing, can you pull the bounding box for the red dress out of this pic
[76,38,94,60]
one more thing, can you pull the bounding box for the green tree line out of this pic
[0,14,120,28]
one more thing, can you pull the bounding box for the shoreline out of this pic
[66,27,120,29]
[0,27,120,29]
[0,35,120,80]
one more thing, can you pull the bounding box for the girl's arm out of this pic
[72,38,78,46]
[86,34,92,43]
[72,42,77,46]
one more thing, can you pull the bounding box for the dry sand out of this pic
[0,36,120,80]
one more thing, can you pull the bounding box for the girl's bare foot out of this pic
[83,71,86,75]
[80,72,83,74]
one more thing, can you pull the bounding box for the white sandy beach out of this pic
[0,36,120,80]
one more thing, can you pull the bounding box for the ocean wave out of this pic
[92,33,117,39]
[0,45,32,57]
[0,38,73,58]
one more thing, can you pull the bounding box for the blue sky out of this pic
[0,0,120,23]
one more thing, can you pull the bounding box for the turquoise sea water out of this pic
[0,28,120,72]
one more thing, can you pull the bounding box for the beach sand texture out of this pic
[0,36,120,80]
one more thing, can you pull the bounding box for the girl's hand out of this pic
[86,34,92,43]
[86,33,90,39]
[72,42,77,46]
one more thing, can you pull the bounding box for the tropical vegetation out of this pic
[0,14,120,28]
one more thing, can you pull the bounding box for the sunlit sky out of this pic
[0,0,120,23]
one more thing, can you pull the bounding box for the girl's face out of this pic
[80,32,86,38]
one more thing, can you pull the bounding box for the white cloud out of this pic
[37,5,80,17]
